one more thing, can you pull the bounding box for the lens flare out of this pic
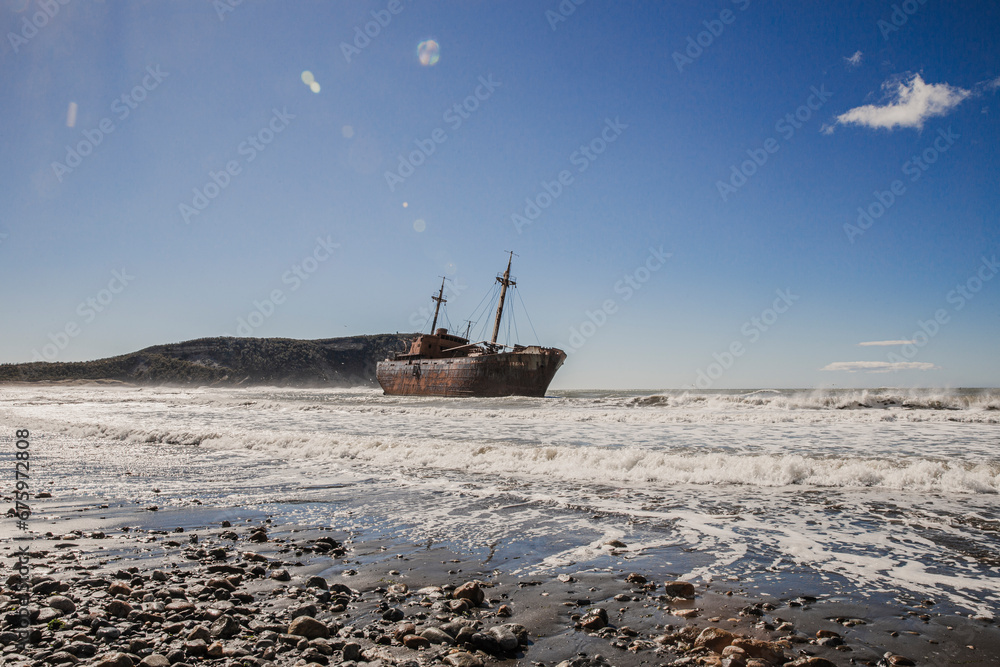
[417,40,440,66]
[413,219,426,232]
[301,71,315,85]
[342,125,354,139]
[309,81,320,93]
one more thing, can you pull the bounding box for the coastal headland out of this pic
[0,336,412,387]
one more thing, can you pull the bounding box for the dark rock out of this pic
[270,569,291,582]
[488,625,519,651]
[731,637,785,664]
[67,642,97,658]
[394,623,416,641]
[695,627,736,652]
[205,578,235,591]
[580,608,609,631]
[342,642,362,661]
[47,596,77,613]
[37,606,63,622]
[108,582,132,597]
[128,639,152,654]
[470,631,503,655]
[300,647,329,665]
[306,576,329,590]
[164,600,194,613]
[329,583,353,596]
[34,579,62,595]
[448,598,470,613]
[381,607,404,622]
[289,603,318,620]
[444,652,484,667]
[502,623,528,645]
[47,651,79,664]
[139,653,170,667]
[403,634,430,649]
[183,639,207,657]
[453,581,484,607]
[288,616,330,640]
[210,615,242,639]
[94,652,133,667]
[662,581,695,599]
[107,600,133,618]
[419,627,453,645]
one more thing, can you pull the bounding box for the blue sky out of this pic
[1,0,998,389]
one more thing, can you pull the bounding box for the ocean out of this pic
[3,385,998,623]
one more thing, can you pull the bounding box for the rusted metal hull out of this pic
[376,347,566,397]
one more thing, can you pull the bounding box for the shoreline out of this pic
[3,501,996,667]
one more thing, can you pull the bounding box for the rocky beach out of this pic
[3,499,997,667]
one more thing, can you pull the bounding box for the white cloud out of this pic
[820,361,937,373]
[844,50,863,68]
[836,74,970,131]
[857,340,915,346]
[820,123,835,135]
[988,76,1000,91]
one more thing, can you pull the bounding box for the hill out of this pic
[0,334,413,386]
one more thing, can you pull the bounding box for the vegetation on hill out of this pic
[0,335,413,386]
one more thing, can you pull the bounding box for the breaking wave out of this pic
[39,419,1000,495]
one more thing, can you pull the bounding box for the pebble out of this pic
[403,634,430,649]
[489,625,520,651]
[46,596,76,613]
[288,616,330,639]
[580,608,609,631]
[453,581,485,607]
[420,626,454,644]
[342,642,362,661]
[94,652,133,667]
[663,581,696,599]
[695,626,737,652]
[444,651,484,667]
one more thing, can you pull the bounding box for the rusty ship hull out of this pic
[376,347,566,397]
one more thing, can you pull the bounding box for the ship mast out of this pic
[490,252,516,346]
[430,277,447,333]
